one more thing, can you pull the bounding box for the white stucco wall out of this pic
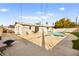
[14,23,52,35]
[14,24,22,34]
[31,26,35,32]
[39,27,48,32]
[21,26,29,35]
[14,24,31,35]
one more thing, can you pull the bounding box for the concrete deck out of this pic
[2,33,51,56]
[48,34,79,56]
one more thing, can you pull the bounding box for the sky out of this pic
[0,3,79,26]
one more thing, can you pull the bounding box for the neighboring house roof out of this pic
[14,22,53,28]
[8,25,14,28]
[16,22,32,26]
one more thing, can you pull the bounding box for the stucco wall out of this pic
[14,24,31,35]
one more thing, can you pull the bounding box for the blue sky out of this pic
[0,3,79,26]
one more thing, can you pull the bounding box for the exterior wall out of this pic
[0,27,3,36]
[31,26,35,32]
[43,27,48,32]
[14,24,29,35]
[14,24,22,34]
[14,23,52,35]
[21,26,29,35]
[39,27,48,32]
[52,28,77,32]
[38,27,42,32]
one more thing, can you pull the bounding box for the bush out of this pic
[71,32,79,38]
[71,32,79,50]
[72,39,79,50]
[3,29,7,33]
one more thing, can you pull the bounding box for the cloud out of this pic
[59,7,66,11]
[21,13,59,21]
[40,16,48,19]
[21,16,49,21]
[0,8,8,12]
[36,11,42,14]
[21,16,38,19]
[36,11,58,16]
[47,13,58,17]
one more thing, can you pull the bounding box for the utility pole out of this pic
[41,3,45,49]
[76,17,78,32]
[41,21,45,48]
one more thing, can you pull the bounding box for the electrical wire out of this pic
[19,3,22,22]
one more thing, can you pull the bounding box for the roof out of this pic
[14,22,53,28]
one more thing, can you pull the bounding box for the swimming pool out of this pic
[48,31,65,37]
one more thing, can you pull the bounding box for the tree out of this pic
[55,18,76,28]
[55,18,65,28]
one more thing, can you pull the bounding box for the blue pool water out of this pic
[48,31,65,37]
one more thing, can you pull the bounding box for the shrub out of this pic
[72,39,79,50]
[71,32,79,50]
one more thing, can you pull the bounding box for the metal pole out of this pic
[41,3,48,48]
[41,3,45,48]
[41,21,45,48]
[76,17,78,32]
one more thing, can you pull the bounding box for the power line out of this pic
[19,3,22,22]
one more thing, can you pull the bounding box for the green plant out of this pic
[71,32,79,50]
[71,32,79,38]
[72,39,79,50]
[55,18,77,28]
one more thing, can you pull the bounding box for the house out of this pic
[14,22,53,35]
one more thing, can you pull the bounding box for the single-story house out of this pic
[14,22,53,35]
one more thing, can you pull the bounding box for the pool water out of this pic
[48,31,65,37]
